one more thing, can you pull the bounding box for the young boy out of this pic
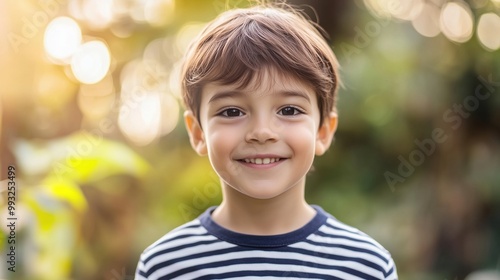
[135,3,397,279]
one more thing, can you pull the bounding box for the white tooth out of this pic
[250,158,255,164]
[255,158,263,164]
[263,158,270,164]
[244,159,250,163]
[270,158,275,163]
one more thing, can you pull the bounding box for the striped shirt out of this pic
[135,205,397,279]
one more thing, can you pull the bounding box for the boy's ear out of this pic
[315,111,338,156]
[184,110,207,156]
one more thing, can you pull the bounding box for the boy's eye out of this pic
[278,106,303,116]
[219,108,244,117]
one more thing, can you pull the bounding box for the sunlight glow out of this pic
[160,93,179,136]
[78,75,115,120]
[118,91,162,146]
[387,0,423,21]
[477,13,500,51]
[412,3,441,37]
[82,0,114,29]
[44,17,82,63]
[363,0,424,20]
[71,41,111,84]
[118,57,179,145]
[145,0,175,27]
[176,23,206,54]
[440,2,474,43]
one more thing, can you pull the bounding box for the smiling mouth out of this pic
[237,158,285,165]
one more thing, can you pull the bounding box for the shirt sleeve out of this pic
[384,254,398,280]
[134,253,149,280]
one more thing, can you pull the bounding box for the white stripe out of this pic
[289,241,385,278]
[133,274,147,280]
[169,262,366,280]
[320,222,389,253]
[234,277,322,280]
[143,231,215,258]
[143,220,202,250]
[142,227,214,261]
[134,261,147,280]
[144,239,235,272]
[149,249,378,280]
[326,218,366,235]
[307,232,390,263]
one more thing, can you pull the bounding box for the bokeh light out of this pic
[363,0,392,18]
[118,57,179,144]
[477,13,500,51]
[118,91,162,146]
[176,23,207,54]
[78,75,116,121]
[160,93,180,136]
[411,2,441,37]
[71,40,111,84]
[440,2,474,43]
[169,61,183,99]
[82,0,115,30]
[44,17,82,63]
[145,0,175,27]
[387,0,423,21]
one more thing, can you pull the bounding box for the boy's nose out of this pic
[245,116,279,144]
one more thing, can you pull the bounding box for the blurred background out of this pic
[1,0,499,279]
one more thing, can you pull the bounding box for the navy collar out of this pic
[199,205,328,248]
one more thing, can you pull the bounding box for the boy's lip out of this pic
[235,154,288,160]
[235,154,289,167]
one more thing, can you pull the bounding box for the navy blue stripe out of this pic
[323,222,370,238]
[145,243,383,279]
[277,245,385,274]
[315,230,379,248]
[384,265,395,277]
[155,228,208,247]
[145,246,250,277]
[192,270,344,280]
[164,256,379,280]
[304,238,390,264]
[143,237,220,264]
[144,227,207,254]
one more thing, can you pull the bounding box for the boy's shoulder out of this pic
[316,210,394,263]
[140,218,212,258]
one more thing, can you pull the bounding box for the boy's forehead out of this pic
[204,67,314,97]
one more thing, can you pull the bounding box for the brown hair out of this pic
[181,3,340,127]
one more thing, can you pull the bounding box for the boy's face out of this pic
[185,67,338,200]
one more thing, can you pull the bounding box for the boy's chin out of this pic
[228,185,294,201]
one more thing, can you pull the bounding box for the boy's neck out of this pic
[211,181,316,235]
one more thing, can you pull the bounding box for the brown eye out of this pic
[279,106,302,116]
[220,108,244,117]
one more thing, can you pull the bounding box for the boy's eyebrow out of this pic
[208,91,241,104]
[208,90,311,104]
[279,90,311,104]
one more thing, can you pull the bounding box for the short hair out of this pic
[180,4,340,127]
